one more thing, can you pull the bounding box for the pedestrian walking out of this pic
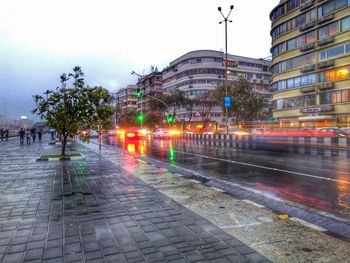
[25,129,31,144]
[0,128,3,141]
[37,129,43,142]
[49,128,56,140]
[30,127,36,143]
[19,128,25,145]
[4,129,9,141]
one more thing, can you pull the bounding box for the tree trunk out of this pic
[61,134,68,156]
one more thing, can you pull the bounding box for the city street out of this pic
[105,135,350,236]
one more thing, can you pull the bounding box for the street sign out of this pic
[224,96,231,108]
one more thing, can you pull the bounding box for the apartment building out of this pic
[270,0,350,127]
[162,50,271,126]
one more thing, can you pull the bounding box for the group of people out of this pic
[18,127,43,145]
[0,128,9,141]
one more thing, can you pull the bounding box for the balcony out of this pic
[299,43,315,52]
[318,60,334,69]
[301,86,316,93]
[299,64,316,73]
[317,13,334,25]
[318,82,334,91]
[317,36,334,46]
[299,21,316,32]
[299,0,313,11]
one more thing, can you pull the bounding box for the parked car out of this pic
[153,128,169,139]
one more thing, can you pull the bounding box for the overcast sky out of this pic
[0,0,280,119]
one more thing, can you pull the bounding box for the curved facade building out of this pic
[162,50,271,126]
[270,0,350,127]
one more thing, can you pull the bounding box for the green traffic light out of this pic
[166,115,175,124]
[136,113,145,122]
[135,88,142,99]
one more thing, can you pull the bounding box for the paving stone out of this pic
[24,248,44,260]
[104,253,126,263]
[84,250,104,261]
[0,138,270,263]
[2,252,24,263]
[102,246,121,256]
[43,247,62,259]
[7,244,27,253]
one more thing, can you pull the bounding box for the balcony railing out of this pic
[299,42,315,52]
[301,86,316,93]
[317,13,334,25]
[299,21,316,32]
[299,0,314,11]
[318,60,334,69]
[317,36,334,46]
[318,82,334,91]
[299,64,316,73]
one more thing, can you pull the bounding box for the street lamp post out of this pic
[218,5,234,135]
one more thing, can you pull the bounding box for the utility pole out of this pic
[218,4,234,135]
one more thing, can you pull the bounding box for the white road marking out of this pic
[189,179,201,184]
[210,187,226,192]
[289,217,327,232]
[221,222,261,229]
[242,199,265,208]
[175,150,350,185]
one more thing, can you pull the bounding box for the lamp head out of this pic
[218,6,221,11]
[230,5,234,10]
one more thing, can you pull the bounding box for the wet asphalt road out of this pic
[104,136,350,221]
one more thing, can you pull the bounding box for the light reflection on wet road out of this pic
[105,136,350,220]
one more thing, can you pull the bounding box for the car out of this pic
[339,127,350,136]
[153,128,169,139]
[124,128,148,141]
[315,127,345,137]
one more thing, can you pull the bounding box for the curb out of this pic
[36,155,86,162]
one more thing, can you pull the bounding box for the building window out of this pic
[320,89,350,104]
[320,92,331,104]
[272,94,316,110]
[318,22,338,39]
[319,42,350,60]
[337,116,350,126]
[318,0,349,17]
[319,65,350,82]
[341,16,350,31]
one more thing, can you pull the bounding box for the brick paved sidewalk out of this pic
[0,138,271,263]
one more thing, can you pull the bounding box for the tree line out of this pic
[117,76,270,130]
[32,67,269,155]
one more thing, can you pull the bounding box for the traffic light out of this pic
[136,112,145,123]
[135,88,142,99]
[166,114,175,124]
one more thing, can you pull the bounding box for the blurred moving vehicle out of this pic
[251,128,271,135]
[315,127,346,137]
[125,128,148,140]
[153,128,169,139]
[339,127,350,136]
